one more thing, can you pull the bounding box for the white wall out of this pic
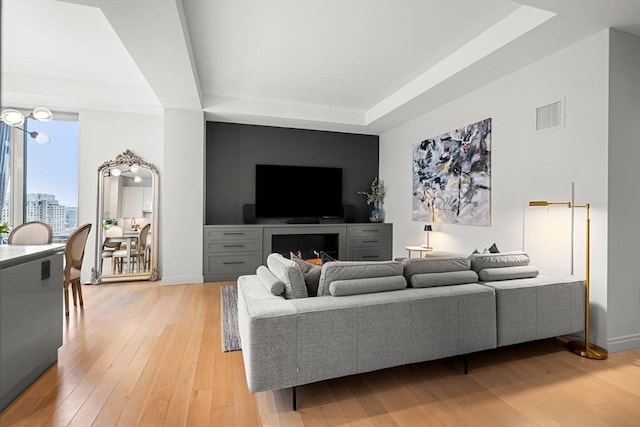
[380,30,612,348]
[607,30,640,352]
[78,108,205,286]
[77,109,163,283]
[160,108,204,285]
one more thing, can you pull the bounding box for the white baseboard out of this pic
[160,275,204,286]
[607,333,640,353]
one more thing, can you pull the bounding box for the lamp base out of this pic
[567,340,608,360]
[421,245,432,249]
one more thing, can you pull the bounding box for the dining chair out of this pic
[113,223,150,273]
[63,223,92,316]
[101,225,123,273]
[8,221,53,244]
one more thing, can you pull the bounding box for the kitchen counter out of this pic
[0,244,65,411]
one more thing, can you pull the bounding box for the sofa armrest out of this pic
[237,275,299,393]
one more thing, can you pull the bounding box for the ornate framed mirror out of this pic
[91,150,159,284]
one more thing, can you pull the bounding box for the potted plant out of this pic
[0,222,10,244]
[358,177,386,222]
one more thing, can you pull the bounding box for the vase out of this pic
[369,201,385,223]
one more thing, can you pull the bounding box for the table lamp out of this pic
[422,225,433,249]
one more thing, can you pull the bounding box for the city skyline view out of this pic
[26,118,79,207]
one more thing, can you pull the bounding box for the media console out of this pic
[203,223,392,282]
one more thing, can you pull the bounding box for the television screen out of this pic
[255,164,343,218]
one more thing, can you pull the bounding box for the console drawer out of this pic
[206,227,260,242]
[349,247,392,261]
[205,253,261,278]
[207,241,260,253]
[348,224,392,238]
[349,236,391,248]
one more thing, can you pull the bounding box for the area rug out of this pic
[220,284,242,352]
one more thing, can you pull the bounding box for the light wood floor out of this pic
[1,281,638,426]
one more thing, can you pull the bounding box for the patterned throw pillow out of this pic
[319,251,336,264]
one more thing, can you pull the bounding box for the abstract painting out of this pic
[412,118,491,226]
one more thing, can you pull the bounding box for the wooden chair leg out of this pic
[71,281,78,306]
[64,283,70,316]
[76,281,84,308]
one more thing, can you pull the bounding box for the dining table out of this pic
[105,229,140,273]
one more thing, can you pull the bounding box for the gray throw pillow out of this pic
[304,266,322,296]
[291,257,321,296]
[488,243,500,253]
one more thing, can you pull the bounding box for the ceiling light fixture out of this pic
[0,106,54,144]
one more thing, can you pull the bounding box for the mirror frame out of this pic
[91,149,159,284]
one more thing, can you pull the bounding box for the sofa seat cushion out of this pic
[267,253,308,299]
[409,270,478,288]
[317,260,404,296]
[469,251,530,272]
[329,276,407,296]
[479,274,584,346]
[478,265,539,282]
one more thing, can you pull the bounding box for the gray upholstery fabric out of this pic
[409,270,478,288]
[256,265,285,296]
[266,253,308,299]
[480,275,585,346]
[329,275,407,296]
[317,260,403,296]
[478,265,539,282]
[237,266,575,395]
[469,251,530,272]
[237,275,298,393]
[402,255,471,277]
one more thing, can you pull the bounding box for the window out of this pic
[0,122,10,242]
[0,111,79,243]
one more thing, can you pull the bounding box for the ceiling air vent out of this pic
[536,100,563,131]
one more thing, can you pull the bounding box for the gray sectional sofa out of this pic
[237,251,585,409]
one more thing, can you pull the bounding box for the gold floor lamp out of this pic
[529,200,608,360]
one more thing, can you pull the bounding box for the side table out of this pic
[405,245,433,258]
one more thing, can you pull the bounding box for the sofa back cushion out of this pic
[329,276,407,296]
[478,265,539,282]
[402,255,471,278]
[469,251,530,272]
[409,270,478,288]
[256,265,285,296]
[266,253,308,299]
[317,260,404,296]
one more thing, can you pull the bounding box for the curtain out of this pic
[0,122,10,217]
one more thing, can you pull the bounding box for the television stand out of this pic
[286,218,321,224]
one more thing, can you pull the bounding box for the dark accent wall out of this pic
[206,122,379,224]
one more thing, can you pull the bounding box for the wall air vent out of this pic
[536,100,563,131]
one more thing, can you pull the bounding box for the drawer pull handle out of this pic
[223,244,245,248]
[362,240,379,243]
[362,229,380,232]
[223,261,245,265]
[223,232,245,236]
[362,255,379,259]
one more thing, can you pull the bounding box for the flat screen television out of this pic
[255,164,343,219]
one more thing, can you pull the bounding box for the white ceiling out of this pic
[1,0,639,134]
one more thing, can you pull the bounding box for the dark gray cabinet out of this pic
[203,226,262,282]
[203,223,393,282]
[348,224,393,261]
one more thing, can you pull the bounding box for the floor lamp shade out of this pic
[528,200,607,360]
